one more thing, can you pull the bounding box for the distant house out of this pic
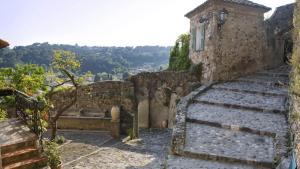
[185,0,271,83]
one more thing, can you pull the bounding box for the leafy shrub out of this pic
[126,128,134,140]
[54,135,66,145]
[0,108,7,121]
[43,140,61,168]
[168,34,191,71]
[189,63,203,80]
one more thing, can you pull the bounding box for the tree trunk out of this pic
[50,120,57,141]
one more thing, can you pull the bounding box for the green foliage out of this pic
[50,51,94,88]
[0,64,46,112]
[189,63,203,80]
[54,135,66,145]
[0,64,46,95]
[0,108,7,121]
[126,128,134,140]
[24,108,48,133]
[52,50,80,72]
[43,140,61,168]
[0,43,170,74]
[168,34,191,71]
[291,1,300,96]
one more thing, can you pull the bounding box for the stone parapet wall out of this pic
[130,71,201,128]
[57,116,113,131]
[52,70,201,133]
[52,81,136,135]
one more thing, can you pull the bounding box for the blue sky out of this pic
[0,0,295,47]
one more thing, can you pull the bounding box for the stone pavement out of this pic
[0,118,37,145]
[46,129,171,169]
[168,66,290,169]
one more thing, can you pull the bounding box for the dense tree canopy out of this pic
[168,34,191,71]
[0,43,171,74]
[0,64,46,95]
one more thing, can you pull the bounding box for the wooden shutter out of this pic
[200,23,205,51]
[191,28,196,51]
[196,26,201,51]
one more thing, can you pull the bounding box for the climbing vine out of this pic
[289,0,300,167]
[168,34,191,71]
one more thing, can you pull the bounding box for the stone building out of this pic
[186,0,271,83]
[264,3,295,68]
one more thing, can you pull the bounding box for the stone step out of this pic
[166,155,270,169]
[184,123,275,168]
[187,103,287,137]
[0,119,37,146]
[194,89,286,113]
[2,147,39,166]
[237,75,289,86]
[213,82,288,96]
[256,72,289,78]
[3,156,47,169]
[0,119,22,128]
[260,66,291,75]
[1,138,37,155]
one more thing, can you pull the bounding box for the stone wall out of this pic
[130,71,201,128]
[52,81,136,135]
[290,94,300,167]
[264,3,295,69]
[52,70,201,133]
[188,1,269,83]
[213,2,267,81]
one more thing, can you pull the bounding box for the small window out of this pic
[192,23,205,52]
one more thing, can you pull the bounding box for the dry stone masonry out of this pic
[52,70,201,136]
[168,66,290,169]
[186,0,271,83]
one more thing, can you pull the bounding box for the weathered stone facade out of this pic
[264,3,295,69]
[130,71,201,128]
[52,81,136,135]
[52,70,201,134]
[186,0,270,83]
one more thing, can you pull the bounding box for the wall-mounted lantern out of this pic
[218,8,229,26]
[199,16,208,23]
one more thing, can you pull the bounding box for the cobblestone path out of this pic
[46,129,171,169]
[168,66,290,169]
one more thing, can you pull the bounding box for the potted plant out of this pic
[44,140,62,169]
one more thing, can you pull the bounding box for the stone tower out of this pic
[186,0,271,83]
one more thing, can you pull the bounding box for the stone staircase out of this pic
[168,66,290,169]
[0,119,47,169]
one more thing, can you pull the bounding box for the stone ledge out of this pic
[57,116,121,139]
[212,86,287,97]
[170,84,214,155]
[182,150,274,168]
[166,155,270,169]
[186,118,277,138]
[193,100,287,115]
[256,72,289,78]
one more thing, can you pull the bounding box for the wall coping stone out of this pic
[171,83,214,155]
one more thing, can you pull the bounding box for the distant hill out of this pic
[0,42,171,74]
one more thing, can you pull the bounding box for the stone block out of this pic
[110,121,120,139]
[138,100,149,128]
